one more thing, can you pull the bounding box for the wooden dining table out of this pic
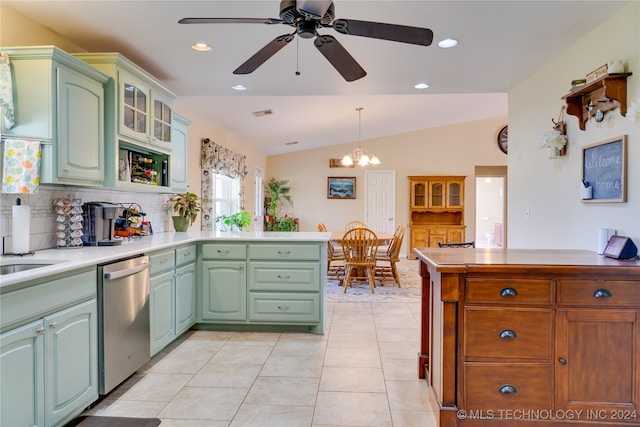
[330,230,394,247]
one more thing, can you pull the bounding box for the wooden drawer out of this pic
[149,249,175,275]
[465,308,552,359]
[558,279,640,307]
[248,262,320,292]
[248,292,320,323]
[464,364,552,410]
[175,245,196,266]
[201,243,246,259]
[466,279,552,305]
[248,244,319,261]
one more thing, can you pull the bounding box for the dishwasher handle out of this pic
[103,261,150,280]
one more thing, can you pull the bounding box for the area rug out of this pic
[65,416,161,427]
[325,258,422,302]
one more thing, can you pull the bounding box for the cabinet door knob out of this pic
[499,329,517,339]
[559,358,567,365]
[498,384,517,394]
[37,327,46,335]
[593,288,612,298]
[49,322,57,329]
[500,287,518,297]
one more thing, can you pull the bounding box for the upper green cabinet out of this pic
[72,52,178,192]
[1,46,109,187]
[171,112,191,192]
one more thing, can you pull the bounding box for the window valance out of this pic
[201,138,247,178]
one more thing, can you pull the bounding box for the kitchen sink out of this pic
[0,263,55,275]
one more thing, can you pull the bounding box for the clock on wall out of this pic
[497,125,508,154]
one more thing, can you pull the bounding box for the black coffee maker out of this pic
[82,202,122,246]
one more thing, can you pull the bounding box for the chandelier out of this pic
[341,107,380,166]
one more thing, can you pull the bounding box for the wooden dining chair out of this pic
[438,241,475,248]
[375,224,406,287]
[341,227,379,293]
[344,220,366,231]
[317,223,345,280]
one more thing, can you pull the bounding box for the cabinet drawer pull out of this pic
[500,287,518,297]
[217,249,230,256]
[498,384,517,394]
[499,329,516,339]
[593,288,612,298]
[277,305,291,311]
[277,274,291,280]
[278,250,291,256]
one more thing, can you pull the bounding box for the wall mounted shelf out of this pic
[561,73,632,130]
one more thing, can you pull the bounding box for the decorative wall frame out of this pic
[581,135,627,203]
[327,176,356,199]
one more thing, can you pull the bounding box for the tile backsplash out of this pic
[1,186,175,253]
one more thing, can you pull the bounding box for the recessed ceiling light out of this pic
[414,82,430,89]
[191,42,212,52]
[437,38,458,48]
[232,85,247,91]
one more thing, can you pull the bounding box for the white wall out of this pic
[508,2,640,250]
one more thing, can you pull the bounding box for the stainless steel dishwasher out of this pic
[98,255,151,395]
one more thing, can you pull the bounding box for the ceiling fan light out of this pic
[341,154,354,166]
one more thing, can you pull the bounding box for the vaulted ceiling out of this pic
[3,1,629,154]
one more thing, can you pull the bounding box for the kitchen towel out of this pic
[0,52,15,130]
[2,139,41,194]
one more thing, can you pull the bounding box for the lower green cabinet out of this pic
[200,260,247,321]
[149,245,196,356]
[0,298,97,427]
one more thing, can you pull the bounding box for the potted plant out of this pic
[265,178,295,231]
[168,191,201,232]
[538,130,568,158]
[272,214,299,232]
[216,211,252,231]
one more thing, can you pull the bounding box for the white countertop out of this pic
[0,231,331,290]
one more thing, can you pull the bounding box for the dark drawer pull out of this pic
[277,274,291,280]
[499,384,517,394]
[499,329,517,339]
[593,288,612,298]
[500,287,518,297]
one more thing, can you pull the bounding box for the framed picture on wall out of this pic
[581,135,627,203]
[327,177,356,199]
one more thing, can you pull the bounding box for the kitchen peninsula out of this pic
[414,247,640,427]
[0,231,329,427]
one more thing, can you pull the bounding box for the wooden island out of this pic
[414,247,640,427]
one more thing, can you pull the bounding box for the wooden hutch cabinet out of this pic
[408,176,465,259]
[414,248,640,427]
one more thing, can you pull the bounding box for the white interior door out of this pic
[364,170,395,233]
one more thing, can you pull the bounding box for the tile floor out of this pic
[83,261,436,427]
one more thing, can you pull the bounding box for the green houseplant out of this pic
[265,178,299,231]
[168,192,201,231]
[216,211,252,231]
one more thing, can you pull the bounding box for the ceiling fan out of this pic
[178,0,434,82]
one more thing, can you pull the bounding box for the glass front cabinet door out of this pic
[411,181,427,208]
[446,180,464,208]
[119,70,150,143]
[429,181,445,208]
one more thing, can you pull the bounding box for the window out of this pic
[211,173,241,231]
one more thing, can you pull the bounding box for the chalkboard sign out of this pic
[582,136,627,203]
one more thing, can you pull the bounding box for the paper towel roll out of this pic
[12,204,30,254]
[597,228,615,255]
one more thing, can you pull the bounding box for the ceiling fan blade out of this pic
[332,19,433,46]
[314,35,366,82]
[178,17,283,25]
[233,34,295,75]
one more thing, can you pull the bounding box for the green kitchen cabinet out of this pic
[72,52,178,192]
[1,46,109,187]
[170,112,191,193]
[149,245,196,356]
[0,268,98,427]
[200,260,247,321]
